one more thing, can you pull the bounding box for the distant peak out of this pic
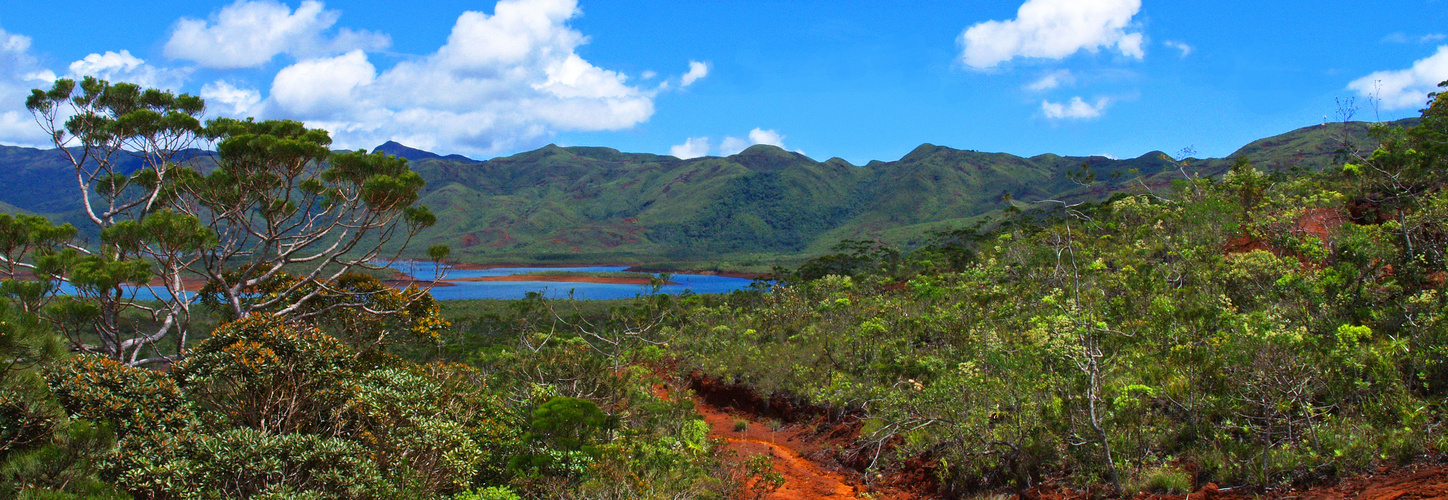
[727,144,814,171]
[373,141,441,162]
[900,143,951,163]
[734,144,792,156]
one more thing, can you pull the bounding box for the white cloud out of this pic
[747,128,784,147]
[1042,96,1110,120]
[1026,69,1073,91]
[0,27,57,146]
[958,0,1145,69]
[681,60,709,86]
[67,50,190,91]
[1348,45,1448,111]
[164,0,389,69]
[271,50,376,119]
[669,137,710,159]
[1164,40,1193,57]
[0,33,54,88]
[201,80,263,117]
[0,30,44,89]
[1117,32,1145,59]
[251,0,657,156]
[641,70,657,80]
[1383,32,1446,44]
[719,128,787,155]
[718,136,750,155]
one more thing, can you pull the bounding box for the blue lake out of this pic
[51,264,758,301]
[393,263,759,300]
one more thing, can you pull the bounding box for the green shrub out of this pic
[454,486,523,500]
[113,427,390,499]
[42,355,190,437]
[342,367,517,492]
[171,313,354,435]
[527,397,613,451]
[1129,467,1191,495]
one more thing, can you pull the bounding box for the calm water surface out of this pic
[54,264,757,301]
[393,263,759,300]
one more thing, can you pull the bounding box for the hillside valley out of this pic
[0,118,1408,269]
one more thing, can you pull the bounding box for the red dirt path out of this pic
[686,372,923,500]
[687,370,1448,500]
[696,399,862,500]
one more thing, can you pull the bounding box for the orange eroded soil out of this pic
[451,275,678,285]
[696,399,861,500]
[684,372,928,500]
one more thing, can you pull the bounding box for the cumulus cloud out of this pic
[669,136,710,159]
[1042,96,1110,120]
[251,0,657,156]
[681,61,708,86]
[1348,45,1448,111]
[746,128,784,148]
[718,136,750,155]
[1164,40,1193,57]
[959,0,1145,69]
[673,128,793,158]
[67,50,191,91]
[201,81,264,117]
[271,50,377,119]
[1026,70,1073,91]
[164,0,389,69]
[720,128,786,155]
[0,27,57,146]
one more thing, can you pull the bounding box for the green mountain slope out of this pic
[0,119,1410,268]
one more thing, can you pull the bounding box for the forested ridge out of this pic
[0,116,1407,270]
[3,77,1448,500]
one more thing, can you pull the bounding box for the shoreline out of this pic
[384,259,771,280]
[451,275,679,286]
[437,262,769,280]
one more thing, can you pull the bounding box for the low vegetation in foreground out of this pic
[2,79,1448,499]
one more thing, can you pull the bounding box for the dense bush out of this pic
[670,84,1448,495]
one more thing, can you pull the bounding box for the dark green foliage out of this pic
[669,84,1448,494]
[0,420,128,500]
[0,373,64,463]
[528,397,613,451]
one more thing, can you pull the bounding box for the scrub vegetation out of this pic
[3,78,1447,499]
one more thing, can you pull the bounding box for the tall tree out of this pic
[8,77,444,366]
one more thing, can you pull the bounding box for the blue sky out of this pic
[1,0,1446,164]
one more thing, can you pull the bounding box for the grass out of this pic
[1127,467,1193,495]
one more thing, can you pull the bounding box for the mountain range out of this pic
[0,119,1411,270]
